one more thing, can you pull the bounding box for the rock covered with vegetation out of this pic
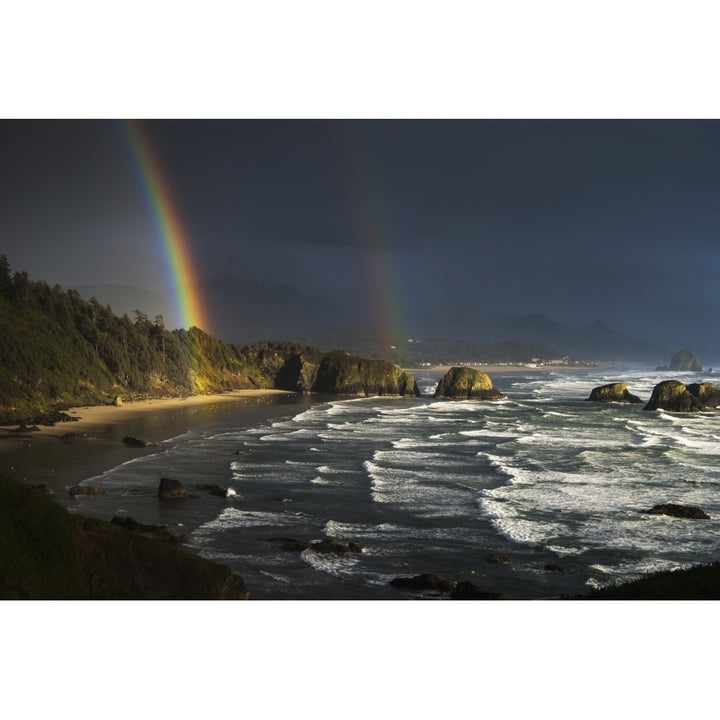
[0,474,249,599]
[434,366,504,400]
[587,382,643,403]
[643,380,720,412]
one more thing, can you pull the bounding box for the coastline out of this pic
[404,363,603,374]
[0,389,298,508]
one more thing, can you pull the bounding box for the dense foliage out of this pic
[0,256,277,421]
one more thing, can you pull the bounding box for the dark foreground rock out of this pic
[587,382,643,404]
[123,435,157,447]
[644,380,720,412]
[434,367,504,400]
[0,474,249,599]
[451,581,513,600]
[268,536,364,554]
[582,561,720,600]
[61,432,93,443]
[389,574,456,593]
[158,477,194,499]
[641,503,710,519]
[111,516,188,543]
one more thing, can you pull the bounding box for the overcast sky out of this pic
[2,118,720,349]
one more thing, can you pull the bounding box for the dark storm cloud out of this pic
[2,119,720,352]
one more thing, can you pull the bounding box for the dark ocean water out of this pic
[67,366,720,599]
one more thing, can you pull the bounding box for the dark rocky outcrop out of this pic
[68,485,106,496]
[544,563,567,573]
[197,483,229,497]
[0,474,249,599]
[486,553,510,564]
[122,435,157,448]
[643,380,720,412]
[450,580,513,600]
[587,382,643,404]
[271,349,420,397]
[669,348,702,372]
[60,432,93,442]
[268,536,364,554]
[158,477,192,499]
[434,367,504,400]
[389,573,456,593]
[111,515,188,543]
[641,503,710,520]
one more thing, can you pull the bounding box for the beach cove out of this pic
[0,389,303,510]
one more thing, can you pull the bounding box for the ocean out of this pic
[67,365,720,599]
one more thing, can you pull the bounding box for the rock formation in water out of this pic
[587,382,643,403]
[641,503,710,520]
[668,348,702,372]
[644,380,720,412]
[434,366,504,400]
[274,350,420,397]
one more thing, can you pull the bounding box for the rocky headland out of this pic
[434,366,504,400]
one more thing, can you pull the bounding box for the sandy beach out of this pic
[0,389,298,508]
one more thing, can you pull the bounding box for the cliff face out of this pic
[0,475,249,599]
[434,367,504,400]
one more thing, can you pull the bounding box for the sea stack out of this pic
[669,349,702,372]
[587,382,643,404]
[434,367,504,400]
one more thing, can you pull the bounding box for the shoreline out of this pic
[0,389,299,509]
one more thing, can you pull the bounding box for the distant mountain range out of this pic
[76,281,676,364]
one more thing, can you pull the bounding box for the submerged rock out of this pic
[587,382,643,404]
[68,485,106,496]
[123,435,157,448]
[641,503,710,520]
[197,483,229,497]
[111,516,188,543]
[434,367,504,400]
[267,535,364,554]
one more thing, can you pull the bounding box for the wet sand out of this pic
[0,390,299,509]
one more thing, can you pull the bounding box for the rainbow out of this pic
[123,120,210,333]
[342,127,408,352]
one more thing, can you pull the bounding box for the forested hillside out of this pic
[0,258,418,422]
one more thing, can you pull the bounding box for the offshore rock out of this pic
[434,367,504,400]
[644,380,720,412]
[158,477,192,499]
[669,348,702,372]
[267,536,364,554]
[389,573,456,593]
[642,503,710,520]
[123,435,157,448]
[587,382,643,404]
